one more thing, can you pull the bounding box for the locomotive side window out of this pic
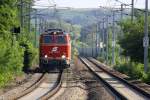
[57,36,67,44]
[43,36,53,43]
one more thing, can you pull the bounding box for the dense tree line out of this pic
[115,13,150,84]
[119,17,150,63]
[0,0,37,87]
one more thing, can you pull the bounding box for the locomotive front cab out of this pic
[39,30,71,70]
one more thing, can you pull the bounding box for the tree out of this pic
[119,17,150,63]
[0,0,38,87]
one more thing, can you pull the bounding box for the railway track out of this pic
[18,71,63,100]
[80,57,150,100]
[0,73,45,100]
[39,71,63,100]
[17,73,46,100]
[0,69,63,100]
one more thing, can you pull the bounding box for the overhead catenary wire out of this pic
[114,0,147,12]
[114,0,132,6]
[48,0,53,5]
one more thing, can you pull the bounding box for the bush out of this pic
[142,72,150,84]
[26,43,38,67]
[0,72,13,88]
[114,61,150,84]
[0,39,38,88]
[72,47,79,59]
[0,39,24,88]
[20,41,38,70]
[114,62,144,79]
[97,56,105,63]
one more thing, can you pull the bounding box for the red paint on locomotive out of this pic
[39,29,71,68]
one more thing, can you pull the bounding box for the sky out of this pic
[34,0,150,9]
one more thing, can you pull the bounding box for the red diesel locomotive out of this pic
[39,29,71,70]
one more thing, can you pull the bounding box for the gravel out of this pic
[53,58,114,100]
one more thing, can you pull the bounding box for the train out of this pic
[39,29,71,70]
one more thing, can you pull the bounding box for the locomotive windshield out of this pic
[43,35,67,44]
[56,36,66,44]
[43,36,53,43]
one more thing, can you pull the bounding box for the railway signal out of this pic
[143,37,149,47]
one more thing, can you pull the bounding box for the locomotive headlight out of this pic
[44,55,48,58]
[61,55,66,59]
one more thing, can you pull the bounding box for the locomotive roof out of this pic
[42,28,68,35]
[46,29,63,32]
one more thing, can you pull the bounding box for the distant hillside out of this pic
[35,8,130,26]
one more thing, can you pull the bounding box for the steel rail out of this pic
[16,70,63,100]
[17,74,46,99]
[87,57,150,98]
[8,73,46,100]
[39,70,63,100]
[80,57,127,100]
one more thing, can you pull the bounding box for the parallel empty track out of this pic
[80,57,150,100]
